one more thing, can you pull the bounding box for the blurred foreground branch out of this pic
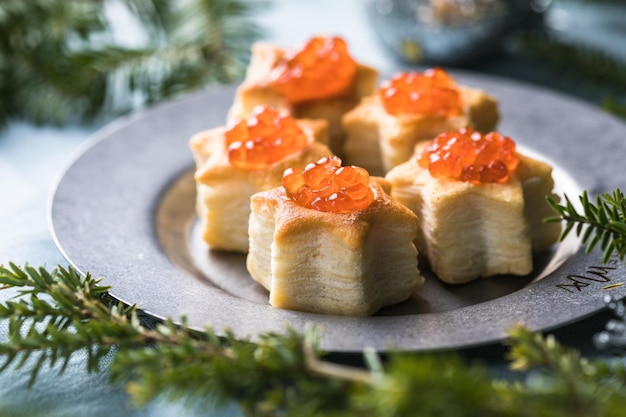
[2,263,626,416]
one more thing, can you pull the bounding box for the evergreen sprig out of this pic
[520,32,626,90]
[546,190,626,263]
[3,263,626,415]
[519,30,626,119]
[0,0,264,127]
[505,324,626,417]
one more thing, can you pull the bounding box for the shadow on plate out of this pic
[156,168,578,316]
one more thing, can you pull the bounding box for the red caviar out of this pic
[283,156,374,213]
[419,128,520,183]
[268,36,357,104]
[379,68,463,116]
[225,106,308,170]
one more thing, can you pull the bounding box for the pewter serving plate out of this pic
[49,73,626,352]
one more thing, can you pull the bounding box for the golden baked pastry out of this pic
[189,107,333,253]
[247,158,423,315]
[228,36,378,157]
[386,131,560,284]
[342,69,499,176]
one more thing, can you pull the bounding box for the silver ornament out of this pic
[367,0,551,65]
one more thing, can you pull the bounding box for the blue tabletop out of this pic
[1,0,625,415]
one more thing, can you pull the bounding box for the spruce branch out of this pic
[4,263,626,415]
[519,31,626,120]
[0,0,265,127]
[505,324,626,417]
[546,190,626,263]
[0,264,364,414]
[602,96,626,119]
[0,263,140,385]
[520,33,626,91]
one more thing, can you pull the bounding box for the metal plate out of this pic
[49,73,626,352]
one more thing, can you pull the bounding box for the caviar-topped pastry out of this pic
[247,157,423,316]
[342,68,499,176]
[228,36,378,157]
[189,105,333,253]
[386,128,561,284]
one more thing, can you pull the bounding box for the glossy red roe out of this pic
[379,68,463,116]
[268,36,357,104]
[225,105,308,169]
[282,156,374,213]
[419,128,520,183]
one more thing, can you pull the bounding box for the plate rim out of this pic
[48,75,626,352]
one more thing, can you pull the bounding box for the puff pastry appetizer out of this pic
[247,156,423,315]
[386,129,561,284]
[189,105,333,253]
[342,68,499,176]
[228,36,378,157]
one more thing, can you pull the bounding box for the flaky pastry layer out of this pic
[189,118,332,253]
[247,179,423,315]
[342,87,499,176]
[386,143,561,284]
[227,42,378,157]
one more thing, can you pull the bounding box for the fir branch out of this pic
[0,0,265,127]
[520,33,626,90]
[602,95,626,119]
[505,324,626,417]
[0,263,361,414]
[0,0,108,125]
[0,263,138,384]
[5,263,626,415]
[546,190,626,263]
[519,32,626,119]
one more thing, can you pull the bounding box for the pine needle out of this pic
[0,0,265,127]
[546,190,626,263]
[2,262,626,415]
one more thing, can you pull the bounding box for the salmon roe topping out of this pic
[225,105,308,170]
[379,68,463,116]
[268,36,357,104]
[419,128,520,183]
[282,156,374,213]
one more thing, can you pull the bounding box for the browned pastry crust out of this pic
[247,178,424,315]
[228,42,378,157]
[386,143,561,284]
[189,118,332,253]
[342,86,499,176]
